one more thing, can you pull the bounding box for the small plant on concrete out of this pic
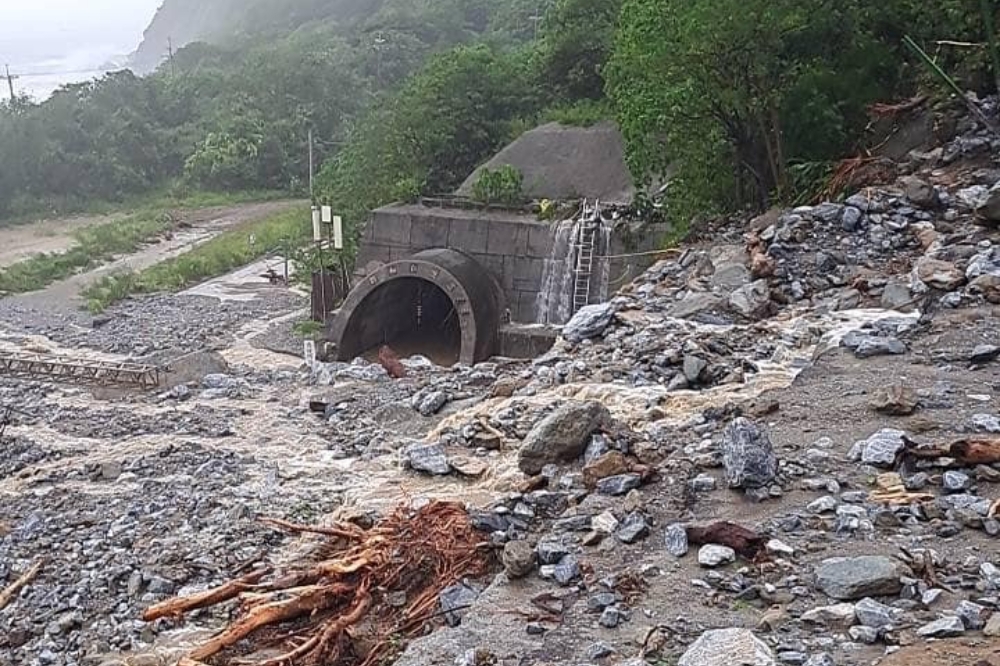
[472,165,524,206]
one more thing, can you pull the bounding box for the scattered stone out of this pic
[942,470,971,492]
[677,628,776,666]
[599,606,627,628]
[971,344,1000,365]
[729,281,772,319]
[915,616,965,638]
[766,539,795,557]
[501,541,536,579]
[801,603,857,629]
[855,597,898,628]
[439,582,480,627]
[814,556,909,600]
[536,536,571,565]
[415,390,448,416]
[871,385,919,416]
[970,413,1000,433]
[587,642,615,659]
[592,511,619,534]
[596,473,642,496]
[855,429,906,468]
[976,188,1000,225]
[402,442,451,476]
[518,401,610,475]
[664,523,690,557]
[583,451,629,484]
[553,555,581,586]
[616,511,649,544]
[983,612,1000,637]
[848,625,879,644]
[698,544,737,568]
[722,418,778,490]
[903,177,940,209]
[689,473,717,492]
[683,355,709,383]
[915,257,966,290]
[955,600,986,630]
[807,496,838,514]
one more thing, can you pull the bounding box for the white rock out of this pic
[698,544,736,568]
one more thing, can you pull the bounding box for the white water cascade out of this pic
[534,201,614,325]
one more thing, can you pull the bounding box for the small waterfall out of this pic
[535,218,579,325]
[535,201,615,325]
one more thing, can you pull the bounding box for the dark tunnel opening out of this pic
[344,277,463,367]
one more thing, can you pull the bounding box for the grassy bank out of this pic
[0,211,174,294]
[0,188,290,230]
[82,206,311,313]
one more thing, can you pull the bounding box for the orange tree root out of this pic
[147,501,492,666]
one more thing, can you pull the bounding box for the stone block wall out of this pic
[357,203,556,323]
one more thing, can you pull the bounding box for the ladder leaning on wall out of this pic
[572,200,601,314]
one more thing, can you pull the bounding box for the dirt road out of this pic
[3,200,301,313]
[0,214,119,269]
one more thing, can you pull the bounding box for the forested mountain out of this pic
[0,0,996,238]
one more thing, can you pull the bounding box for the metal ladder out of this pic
[572,204,600,313]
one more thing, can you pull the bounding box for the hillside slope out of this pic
[131,0,381,73]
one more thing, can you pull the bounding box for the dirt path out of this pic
[7,200,301,312]
[0,214,120,269]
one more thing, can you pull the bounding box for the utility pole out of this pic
[166,37,176,77]
[374,31,386,86]
[529,2,543,40]
[308,127,315,198]
[3,65,19,100]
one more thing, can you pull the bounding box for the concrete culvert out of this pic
[327,249,503,366]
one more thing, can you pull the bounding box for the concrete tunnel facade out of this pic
[326,249,505,366]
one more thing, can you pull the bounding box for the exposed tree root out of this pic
[147,501,491,666]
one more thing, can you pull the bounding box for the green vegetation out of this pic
[472,166,525,205]
[0,212,173,294]
[3,0,999,271]
[81,206,311,312]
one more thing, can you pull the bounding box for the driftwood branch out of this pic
[0,560,44,611]
[902,435,1000,466]
[142,569,270,621]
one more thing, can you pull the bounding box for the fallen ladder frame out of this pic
[0,351,164,391]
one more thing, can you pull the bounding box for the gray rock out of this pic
[596,473,642,496]
[841,207,863,232]
[971,344,1000,365]
[588,592,618,611]
[977,187,1000,225]
[501,541,536,579]
[904,177,940,209]
[777,652,807,666]
[664,523,689,557]
[698,544,736,568]
[722,418,778,490]
[857,429,906,468]
[801,603,856,628]
[808,496,838,514]
[690,473,717,492]
[553,554,581,586]
[815,556,910,600]
[599,606,626,628]
[955,600,986,630]
[915,615,965,638]
[854,335,906,358]
[536,536,571,565]
[942,470,971,492]
[881,282,913,310]
[587,642,615,659]
[729,280,771,319]
[677,628,776,666]
[804,654,835,666]
[415,391,448,416]
[683,355,709,383]
[855,597,898,628]
[518,401,610,475]
[970,413,1000,433]
[402,442,451,476]
[847,625,879,644]
[616,512,649,544]
[439,582,480,627]
[563,303,616,342]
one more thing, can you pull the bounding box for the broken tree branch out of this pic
[142,569,270,621]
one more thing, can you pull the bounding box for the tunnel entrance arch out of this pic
[327,249,504,366]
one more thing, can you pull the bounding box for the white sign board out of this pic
[321,205,333,224]
[333,216,344,250]
[311,207,322,242]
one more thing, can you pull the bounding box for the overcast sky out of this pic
[1,0,163,65]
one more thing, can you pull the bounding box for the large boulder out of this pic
[722,418,778,490]
[518,401,610,475]
[678,628,776,666]
[563,303,616,343]
[815,556,911,600]
[902,176,940,209]
[729,280,771,319]
[914,257,966,291]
